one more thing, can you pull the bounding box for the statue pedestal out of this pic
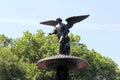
[37,54,89,80]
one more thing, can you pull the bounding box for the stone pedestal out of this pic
[37,54,89,80]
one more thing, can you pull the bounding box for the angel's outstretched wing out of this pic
[40,20,58,27]
[66,15,89,28]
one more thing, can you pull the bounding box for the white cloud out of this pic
[0,18,40,26]
[74,24,120,31]
[0,18,120,31]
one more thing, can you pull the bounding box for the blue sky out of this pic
[0,0,120,67]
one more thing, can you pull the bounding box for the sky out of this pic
[0,0,120,68]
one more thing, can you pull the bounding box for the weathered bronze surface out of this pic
[38,15,89,80]
[37,54,89,72]
[40,15,89,55]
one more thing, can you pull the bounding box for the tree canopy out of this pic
[0,30,120,80]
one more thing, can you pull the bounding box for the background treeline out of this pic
[0,30,120,80]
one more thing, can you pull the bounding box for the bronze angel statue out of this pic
[40,15,89,55]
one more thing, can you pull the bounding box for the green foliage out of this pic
[0,30,120,80]
[0,47,41,80]
[0,34,14,47]
[11,30,58,63]
[0,47,26,80]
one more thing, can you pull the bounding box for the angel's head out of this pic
[56,18,62,23]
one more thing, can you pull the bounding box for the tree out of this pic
[0,30,120,80]
[0,34,14,47]
[0,35,41,80]
[0,47,27,80]
[11,30,58,63]
[69,34,120,80]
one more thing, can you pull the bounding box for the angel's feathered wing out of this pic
[66,15,89,28]
[40,20,58,27]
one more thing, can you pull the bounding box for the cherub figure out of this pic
[40,15,89,55]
